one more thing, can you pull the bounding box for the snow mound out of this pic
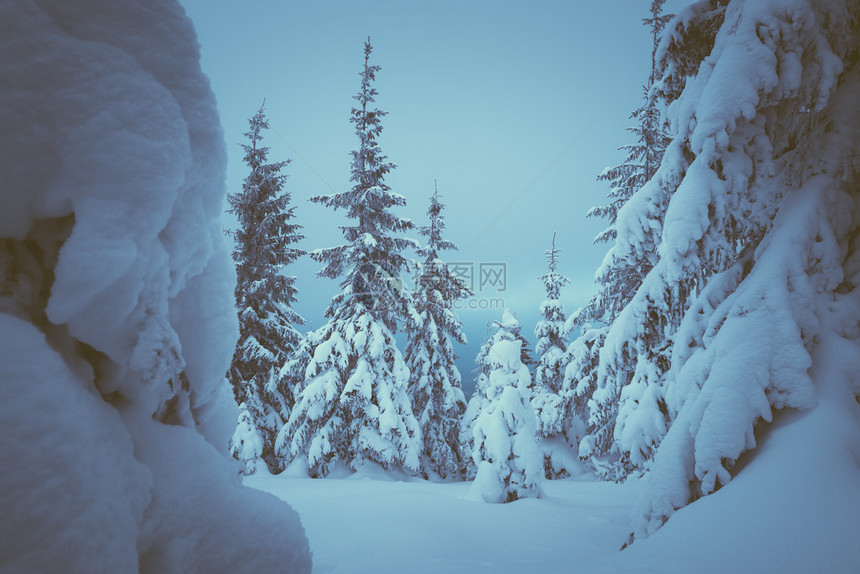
[0,314,149,573]
[0,1,310,571]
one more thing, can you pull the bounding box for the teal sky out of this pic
[179,0,683,387]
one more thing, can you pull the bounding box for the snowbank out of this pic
[0,1,310,571]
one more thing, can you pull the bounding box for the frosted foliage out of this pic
[230,403,264,475]
[407,319,467,478]
[628,0,860,539]
[0,1,311,571]
[465,312,542,501]
[563,326,607,463]
[582,149,680,476]
[277,312,421,476]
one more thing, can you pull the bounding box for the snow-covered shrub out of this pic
[465,310,542,502]
[461,309,535,479]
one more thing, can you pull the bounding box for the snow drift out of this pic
[0,1,311,571]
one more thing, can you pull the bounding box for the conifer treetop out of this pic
[411,181,472,345]
[545,231,560,274]
[644,0,675,85]
[418,181,458,258]
[308,38,416,331]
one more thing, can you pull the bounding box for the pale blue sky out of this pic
[179,0,682,389]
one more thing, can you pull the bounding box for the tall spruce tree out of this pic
[579,0,674,324]
[275,39,420,476]
[227,102,304,474]
[570,0,675,478]
[587,0,674,245]
[405,183,473,479]
[531,233,576,477]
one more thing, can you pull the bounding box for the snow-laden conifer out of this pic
[572,0,675,477]
[276,39,420,476]
[586,0,673,249]
[465,309,542,502]
[531,233,577,477]
[405,184,473,479]
[227,102,304,473]
[461,310,535,480]
[534,233,570,396]
[626,0,860,540]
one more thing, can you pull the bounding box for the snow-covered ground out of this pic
[246,471,642,574]
[248,348,860,574]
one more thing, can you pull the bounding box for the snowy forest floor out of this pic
[246,470,641,574]
[247,375,860,574]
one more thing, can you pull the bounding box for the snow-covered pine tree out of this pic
[572,0,676,478]
[531,233,576,478]
[275,39,421,477]
[534,233,570,396]
[465,309,543,502]
[626,0,860,540]
[461,309,535,480]
[227,102,304,474]
[405,184,473,479]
